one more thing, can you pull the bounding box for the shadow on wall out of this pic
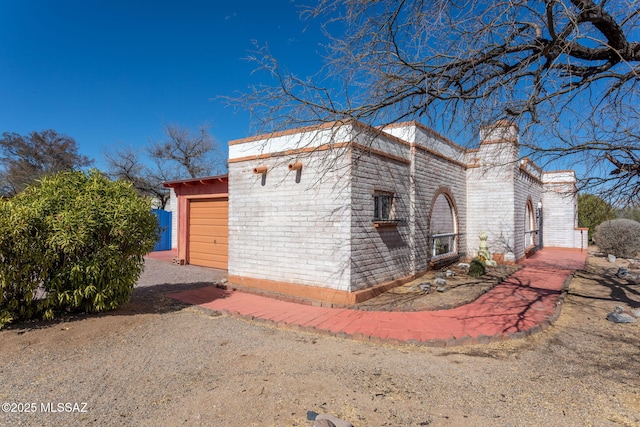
[378,227,407,250]
[351,222,412,291]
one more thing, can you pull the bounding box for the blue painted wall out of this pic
[151,209,172,251]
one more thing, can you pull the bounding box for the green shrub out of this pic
[0,170,158,328]
[468,258,486,278]
[0,200,50,326]
[594,218,640,258]
[577,193,616,241]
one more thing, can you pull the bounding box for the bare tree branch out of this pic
[225,0,640,205]
[105,124,226,209]
[148,124,223,179]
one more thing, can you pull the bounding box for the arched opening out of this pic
[525,199,536,248]
[429,191,458,258]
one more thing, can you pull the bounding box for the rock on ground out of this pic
[0,250,638,426]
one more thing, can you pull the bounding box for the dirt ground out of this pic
[1,248,639,427]
[353,263,520,311]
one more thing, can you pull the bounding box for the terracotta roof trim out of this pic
[162,174,229,188]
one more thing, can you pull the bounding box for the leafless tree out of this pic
[105,124,225,209]
[229,0,640,205]
[0,130,92,196]
[104,147,172,208]
[148,124,224,179]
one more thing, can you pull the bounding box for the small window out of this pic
[373,192,393,221]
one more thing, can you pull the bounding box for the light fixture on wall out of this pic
[536,201,542,221]
[288,161,303,184]
[253,166,268,174]
[288,161,303,171]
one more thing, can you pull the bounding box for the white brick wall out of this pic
[228,147,353,290]
[465,152,516,258]
[412,148,467,272]
[229,125,349,159]
[227,120,581,297]
[513,169,542,259]
[464,122,546,261]
[542,171,580,248]
[384,122,466,162]
[350,149,411,290]
[479,121,520,144]
[167,188,178,249]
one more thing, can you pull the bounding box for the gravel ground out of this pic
[1,252,639,427]
[352,264,520,311]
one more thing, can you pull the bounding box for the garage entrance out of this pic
[188,198,228,269]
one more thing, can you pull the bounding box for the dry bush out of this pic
[594,219,640,258]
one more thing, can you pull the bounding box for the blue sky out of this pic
[0,0,324,170]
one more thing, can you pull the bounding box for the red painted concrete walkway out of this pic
[167,249,587,346]
[146,249,178,263]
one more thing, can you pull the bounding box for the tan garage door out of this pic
[188,198,228,269]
